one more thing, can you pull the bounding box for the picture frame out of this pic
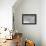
[22,14,37,24]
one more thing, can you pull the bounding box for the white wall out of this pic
[41,0,46,46]
[0,0,16,30]
[13,0,41,46]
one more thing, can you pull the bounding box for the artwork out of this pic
[22,14,37,24]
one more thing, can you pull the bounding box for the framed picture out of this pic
[22,14,37,24]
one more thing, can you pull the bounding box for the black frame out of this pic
[22,14,37,24]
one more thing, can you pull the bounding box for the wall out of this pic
[13,0,41,46]
[0,0,17,39]
[41,0,46,46]
[0,0,16,30]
